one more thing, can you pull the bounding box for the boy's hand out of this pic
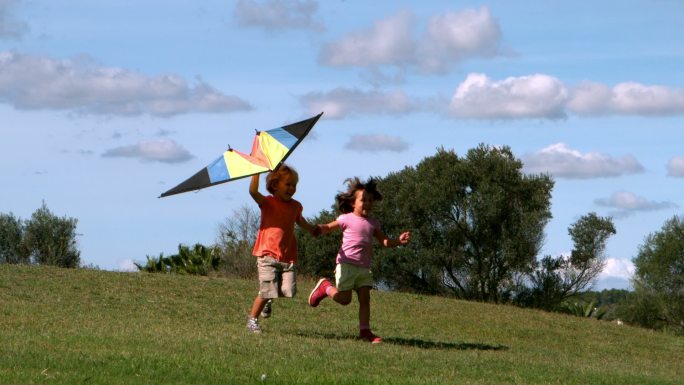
[312,225,322,238]
[399,231,411,244]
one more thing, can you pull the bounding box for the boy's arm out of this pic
[375,229,411,248]
[249,174,265,205]
[296,216,318,236]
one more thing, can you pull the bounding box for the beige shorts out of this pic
[335,263,374,292]
[257,256,296,299]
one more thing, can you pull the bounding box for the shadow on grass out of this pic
[383,337,508,351]
[291,330,508,351]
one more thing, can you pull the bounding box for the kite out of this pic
[159,113,323,198]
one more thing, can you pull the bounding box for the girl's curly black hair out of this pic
[335,177,383,214]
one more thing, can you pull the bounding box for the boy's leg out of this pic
[279,262,297,298]
[248,256,278,332]
[250,296,270,319]
[260,299,272,318]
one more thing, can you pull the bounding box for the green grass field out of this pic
[1,265,682,384]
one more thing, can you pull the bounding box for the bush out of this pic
[0,203,80,268]
[135,243,220,276]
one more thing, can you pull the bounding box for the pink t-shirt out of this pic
[336,213,381,268]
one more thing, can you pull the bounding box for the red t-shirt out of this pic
[252,195,303,263]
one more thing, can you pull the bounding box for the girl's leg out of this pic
[356,286,371,328]
[328,286,353,305]
[357,286,381,343]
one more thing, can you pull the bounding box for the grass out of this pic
[1,265,682,385]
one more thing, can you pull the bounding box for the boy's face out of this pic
[273,174,298,201]
[352,189,373,217]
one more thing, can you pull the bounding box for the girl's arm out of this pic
[375,229,411,248]
[316,220,340,236]
[249,174,265,205]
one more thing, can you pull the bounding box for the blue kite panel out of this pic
[207,155,230,183]
[265,127,298,149]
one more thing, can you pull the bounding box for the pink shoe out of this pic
[359,329,382,344]
[308,278,331,307]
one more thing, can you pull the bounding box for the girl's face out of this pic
[273,174,298,201]
[352,189,373,217]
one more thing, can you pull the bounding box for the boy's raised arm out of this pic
[249,174,265,205]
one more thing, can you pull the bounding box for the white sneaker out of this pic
[246,316,262,333]
[261,299,272,318]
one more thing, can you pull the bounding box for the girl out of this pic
[246,164,317,333]
[308,177,410,343]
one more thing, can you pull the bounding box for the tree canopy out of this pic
[0,203,80,268]
[371,145,554,302]
[628,216,684,334]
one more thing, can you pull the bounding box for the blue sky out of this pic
[1,0,682,290]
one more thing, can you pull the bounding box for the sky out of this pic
[1,0,682,290]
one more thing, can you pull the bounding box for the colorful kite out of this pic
[159,113,323,198]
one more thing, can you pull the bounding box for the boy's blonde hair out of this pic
[266,164,299,194]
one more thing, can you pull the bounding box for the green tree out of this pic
[516,213,616,310]
[215,205,260,278]
[23,203,80,268]
[373,146,554,302]
[628,216,684,334]
[296,209,338,278]
[0,212,29,264]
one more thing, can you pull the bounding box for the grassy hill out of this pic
[1,265,682,385]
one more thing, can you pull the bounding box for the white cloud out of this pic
[0,0,28,39]
[344,134,409,153]
[449,73,568,119]
[300,87,414,119]
[0,51,252,117]
[522,142,644,179]
[568,81,684,116]
[667,156,684,177]
[101,139,193,163]
[595,191,678,218]
[233,0,323,31]
[319,11,415,67]
[319,7,503,74]
[600,258,635,280]
[117,259,139,272]
[419,7,502,73]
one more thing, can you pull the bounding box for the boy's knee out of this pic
[281,287,296,298]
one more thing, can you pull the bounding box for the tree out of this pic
[373,145,554,302]
[22,203,80,268]
[215,205,260,278]
[629,216,684,334]
[515,213,616,310]
[0,212,29,264]
[296,209,339,278]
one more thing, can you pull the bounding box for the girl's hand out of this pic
[312,225,322,238]
[399,231,411,244]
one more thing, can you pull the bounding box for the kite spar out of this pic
[159,113,323,198]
